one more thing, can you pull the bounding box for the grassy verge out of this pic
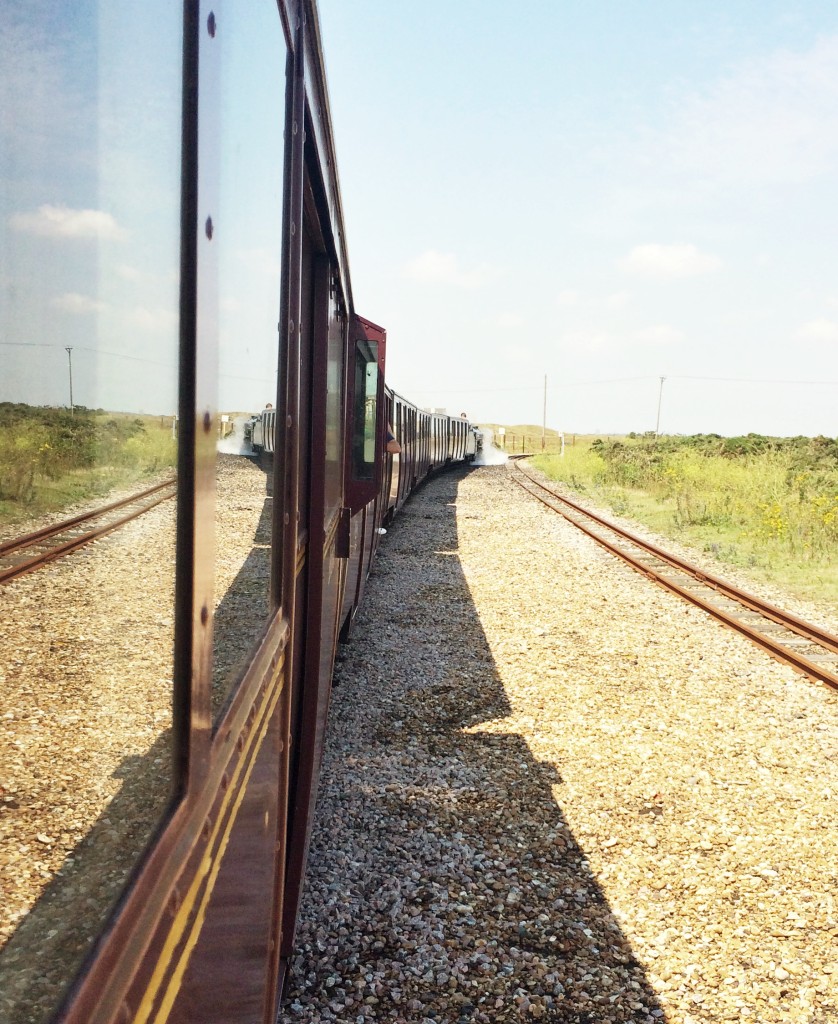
[0,405,177,529]
[531,436,838,611]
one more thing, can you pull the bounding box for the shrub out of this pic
[0,404,176,511]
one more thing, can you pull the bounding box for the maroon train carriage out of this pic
[0,3,475,1024]
[244,313,477,644]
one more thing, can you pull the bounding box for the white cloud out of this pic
[620,243,721,278]
[630,324,684,347]
[560,329,615,353]
[606,289,631,309]
[117,264,178,287]
[51,292,106,315]
[404,249,496,288]
[793,318,838,345]
[130,306,178,333]
[667,35,838,187]
[117,264,144,282]
[556,289,578,307]
[560,323,682,353]
[494,312,525,329]
[10,204,125,241]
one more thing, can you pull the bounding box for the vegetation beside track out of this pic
[531,433,838,608]
[0,403,177,527]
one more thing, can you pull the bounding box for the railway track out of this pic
[0,478,177,585]
[508,458,838,693]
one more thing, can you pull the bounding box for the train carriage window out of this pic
[0,3,182,1019]
[323,275,345,519]
[351,339,379,480]
[209,0,285,720]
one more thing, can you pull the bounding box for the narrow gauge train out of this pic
[246,371,477,541]
[244,360,476,653]
[0,2,472,1024]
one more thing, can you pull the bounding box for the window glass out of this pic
[352,340,378,479]
[324,283,345,517]
[211,0,285,720]
[0,3,181,1020]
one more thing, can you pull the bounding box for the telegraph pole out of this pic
[65,346,74,415]
[655,376,665,436]
[542,374,547,450]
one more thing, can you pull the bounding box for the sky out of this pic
[2,3,837,436]
[0,1,183,415]
[316,1,838,437]
[0,1,284,418]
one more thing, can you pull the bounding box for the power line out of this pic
[0,341,57,349]
[671,374,838,386]
[566,376,656,386]
[0,341,175,369]
[7,342,834,390]
[2,342,275,383]
[408,384,543,395]
[405,373,838,395]
[408,376,654,395]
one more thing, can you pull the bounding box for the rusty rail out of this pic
[508,460,838,693]
[0,478,177,585]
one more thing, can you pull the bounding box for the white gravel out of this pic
[285,464,838,1024]
[0,495,176,1024]
[0,454,268,1023]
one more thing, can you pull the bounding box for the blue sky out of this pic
[317,1,838,436]
[0,1,283,417]
[0,1,183,415]
[2,3,837,436]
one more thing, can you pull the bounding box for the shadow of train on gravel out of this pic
[287,464,665,1024]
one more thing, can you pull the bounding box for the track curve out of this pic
[509,459,838,692]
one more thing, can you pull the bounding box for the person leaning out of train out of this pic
[385,427,401,454]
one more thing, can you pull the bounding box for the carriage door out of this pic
[390,399,402,509]
[280,227,346,966]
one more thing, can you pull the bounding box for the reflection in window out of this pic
[324,287,345,518]
[210,0,285,719]
[0,3,181,1021]
[352,340,379,480]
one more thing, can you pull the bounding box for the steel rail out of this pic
[508,459,838,692]
[0,478,177,585]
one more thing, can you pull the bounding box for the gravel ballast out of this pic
[0,455,268,1023]
[286,464,838,1024]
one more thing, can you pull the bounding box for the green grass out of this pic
[531,435,838,610]
[0,405,177,528]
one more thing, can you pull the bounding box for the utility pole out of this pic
[542,374,547,450]
[65,346,74,415]
[655,376,665,437]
